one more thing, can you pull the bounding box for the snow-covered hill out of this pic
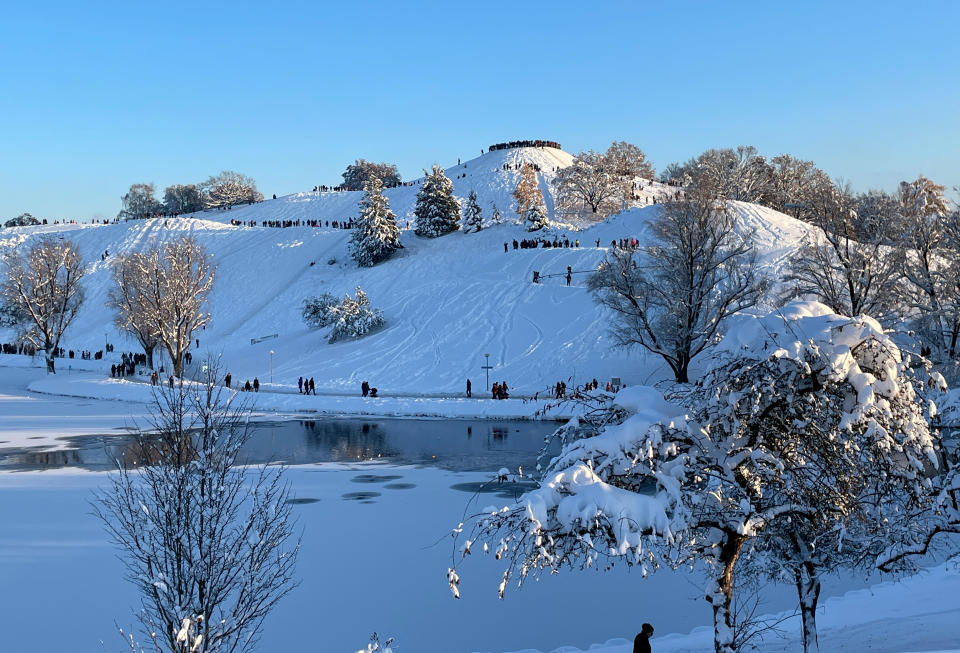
[0,147,819,396]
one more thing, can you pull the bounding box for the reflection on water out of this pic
[0,418,560,473]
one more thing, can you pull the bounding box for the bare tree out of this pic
[341,159,401,190]
[117,237,215,377]
[554,150,619,219]
[896,176,960,360]
[108,253,161,369]
[120,183,162,220]
[784,181,902,320]
[163,184,205,215]
[604,140,655,180]
[200,171,263,209]
[587,184,767,382]
[0,238,85,373]
[94,363,299,653]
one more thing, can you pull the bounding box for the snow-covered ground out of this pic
[1,367,959,653]
[2,146,957,652]
[0,147,817,401]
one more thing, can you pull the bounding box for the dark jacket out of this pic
[633,632,651,653]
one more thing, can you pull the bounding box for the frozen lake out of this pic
[0,369,885,653]
[0,416,560,473]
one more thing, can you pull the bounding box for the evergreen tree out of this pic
[523,201,549,231]
[414,165,460,237]
[490,202,503,225]
[461,190,483,233]
[350,177,401,267]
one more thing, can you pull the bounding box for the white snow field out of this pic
[0,147,817,404]
[1,146,958,652]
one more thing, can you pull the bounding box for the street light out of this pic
[269,350,274,384]
[483,353,493,391]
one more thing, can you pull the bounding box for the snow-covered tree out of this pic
[414,165,460,237]
[896,176,960,361]
[113,237,215,377]
[490,202,503,225]
[341,159,401,190]
[523,201,549,232]
[677,146,772,204]
[604,140,655,181]
[301,292,340,328]
[326,287,385,343]
[785,181,902,320]
[587,187,766,382]
[0,238,85,373]
[119,183,161,220]
[554,150,619,219]
[461,190,483,233]
[3,212,40,228]
[454,302,939,653]
[350,177,402,266]
[768,154,828,215]
[200,171,263,209]
[94,363,299,653]
[162,183,204,215]
[108,256,160,369]
[512,163,543,219]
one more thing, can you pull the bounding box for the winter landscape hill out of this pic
[0,146,818,400]
[2,145,960,653]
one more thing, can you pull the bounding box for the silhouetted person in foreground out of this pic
[633,623,654,653]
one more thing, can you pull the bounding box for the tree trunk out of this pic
[707,533,746,653]
[145,344,154,370]
[45,336,56,374]
[795,564,821,653]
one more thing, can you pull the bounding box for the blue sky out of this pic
[1,0,957,220]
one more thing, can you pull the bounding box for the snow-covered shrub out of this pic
[455,301,942,653]
[302,292,340,328]
[326,287,384,344]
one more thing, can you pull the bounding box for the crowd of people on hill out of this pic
[228,218,356,229]
[488,140,562,151]
[507,237,581,251]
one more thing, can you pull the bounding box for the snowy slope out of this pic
[0,147,819,398]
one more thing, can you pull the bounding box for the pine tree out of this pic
[512,163,543,219]
[350,177,401,267]
[490,203,503,225]
[523,201,549,231]
[414,165,460,237]
[461,190,483,233]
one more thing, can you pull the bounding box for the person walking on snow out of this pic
[298,376,304,394]
[253,377,260,392]
[466,378,472,398]
[633,623,654,653]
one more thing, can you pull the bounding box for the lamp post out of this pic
[269,350,274,384]
[483,353,493,391]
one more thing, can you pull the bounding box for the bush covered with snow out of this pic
[304,287,384,343]
[301,292,340,328]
